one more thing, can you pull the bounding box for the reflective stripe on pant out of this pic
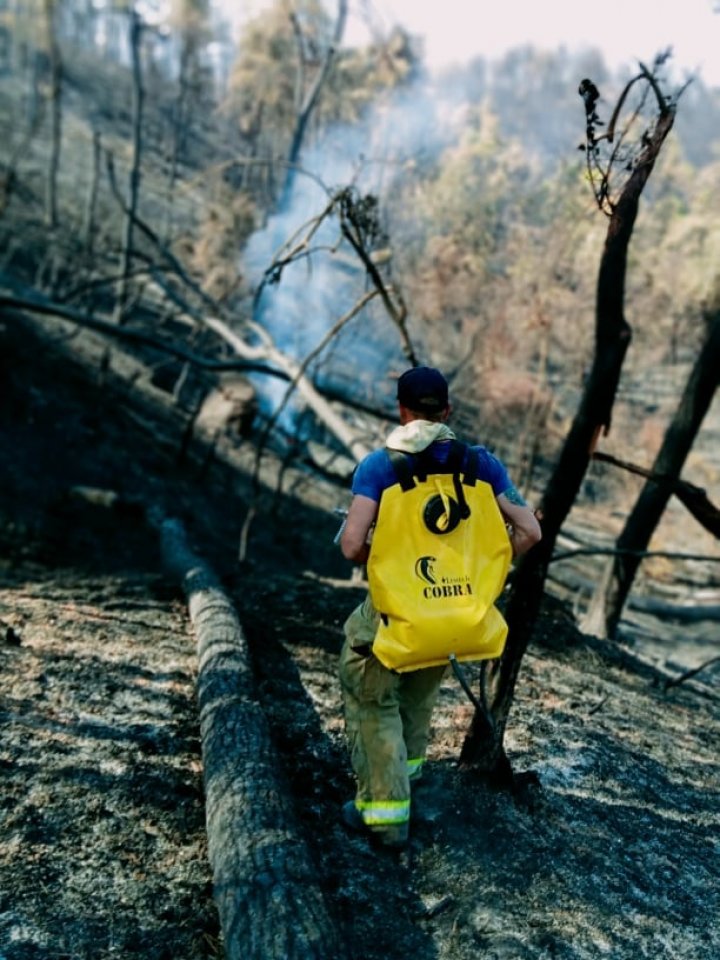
[340,596,446,840]
[407,757,425,781]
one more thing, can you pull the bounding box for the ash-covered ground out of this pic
[1,313,718,959]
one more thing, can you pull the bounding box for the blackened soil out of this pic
[236,572,720,960]
[1,313,719,960]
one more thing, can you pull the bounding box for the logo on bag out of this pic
[415,555,473,598]
[414,555,437,585]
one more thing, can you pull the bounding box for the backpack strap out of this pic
[386,448,435,490]
[386,440,483,531]
[443,440,465,476]
[445,441,472,519]
[387,449,417,491]
[462,445,480,487]
[387,441,477,497]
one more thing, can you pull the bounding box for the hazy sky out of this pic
[229,0,720,87]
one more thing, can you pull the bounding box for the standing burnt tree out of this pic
[281,0,348,207]
[461,55,685,774]
[581,297,720,640]
[43,0,62,230]
[113,5,145,326]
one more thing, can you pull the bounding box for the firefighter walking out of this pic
[338,367,541,849]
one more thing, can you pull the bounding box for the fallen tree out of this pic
[3,173,411,467]
[0,286,379,462]
[154,514,349,960]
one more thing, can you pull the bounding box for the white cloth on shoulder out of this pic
[385,420,455,454]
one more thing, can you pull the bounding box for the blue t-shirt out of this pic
[352,441,514,504]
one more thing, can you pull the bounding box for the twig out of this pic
[253,196,337,311]
[251,288,378,487]
[663,655,720,691]
[238,506,256,563]
[587,693,610,715]
[106,151,222,319]
[550,546,720,564]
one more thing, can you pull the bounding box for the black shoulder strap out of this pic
[462,445,479,487]
[387,442,475,521]
[444,440,465,475]
[431,440,478,487]
[387,440,477,491]
[446,441,472,518]
[387,449,417,491]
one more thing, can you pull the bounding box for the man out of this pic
[338,366,541,849]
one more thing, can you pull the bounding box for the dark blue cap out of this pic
[396,366,449,414]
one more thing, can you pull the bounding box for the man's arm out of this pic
[340,494,379,564]
[497,491,542,557]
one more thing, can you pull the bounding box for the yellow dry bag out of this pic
[367,441,512,672]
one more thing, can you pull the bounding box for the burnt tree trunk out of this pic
[461,89,677,772]
[157,517,348,960]
[83,129,101,254]
[43,0,62,230]
[280,0,347,208]
[581,304,720,639]
[163,26,198,240]
[113,9,144,325]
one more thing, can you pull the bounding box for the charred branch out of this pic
[663,655,720,691]
[105,153,221,320]
[251,288,379,488]
[581,54,685,217]
[0,289,394,424]
[337,187,417,365]
[114,9,144,324]
[550,546,720,565]
[591,450,720,540]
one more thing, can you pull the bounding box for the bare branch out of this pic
[550,546,720,564]
[605,72,647,144]
[62,263,175,303]
[593,450,720,539]
[581,58,683,216]
[252,196,338,311]
[106,152,223,320]
[252,288,379,484]
[664,656,720,691]
[203,314,371,463]
[337,188,417,364]
[638,61,670,115]
[287,4,306,114]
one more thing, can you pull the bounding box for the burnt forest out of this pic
[0,2,719,959]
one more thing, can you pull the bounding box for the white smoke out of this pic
[241,76,469,426]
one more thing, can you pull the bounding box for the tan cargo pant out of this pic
[339,595,446,843]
